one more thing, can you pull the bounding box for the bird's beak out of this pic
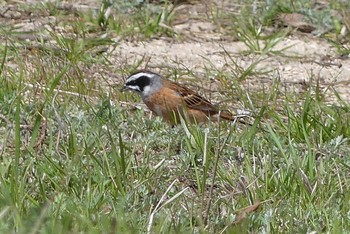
[120,85,128,92]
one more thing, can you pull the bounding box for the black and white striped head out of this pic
[122,70,162,98]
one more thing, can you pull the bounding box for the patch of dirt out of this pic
[1,0,350,105]
[110,1,350,104]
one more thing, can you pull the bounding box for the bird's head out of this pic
[121,70,162,98]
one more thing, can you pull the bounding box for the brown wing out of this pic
[166,80,220,116]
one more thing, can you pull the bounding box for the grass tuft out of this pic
[0,0,349,233]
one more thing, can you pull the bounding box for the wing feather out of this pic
[166,80,219,115]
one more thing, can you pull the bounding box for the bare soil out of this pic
[1,1,350,104]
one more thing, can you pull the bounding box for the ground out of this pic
[1,0,350,233]
[2,0,349,105]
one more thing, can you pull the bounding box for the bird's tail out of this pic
[219,110,252,125]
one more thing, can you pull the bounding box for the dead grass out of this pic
[0,0,350,233]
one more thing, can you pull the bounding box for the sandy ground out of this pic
[111,1,350,104]
[115,36,349,98]
[1,0,350,104]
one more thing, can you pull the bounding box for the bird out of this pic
[121,70,243,125]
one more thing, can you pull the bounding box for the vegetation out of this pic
[0,0,349,233]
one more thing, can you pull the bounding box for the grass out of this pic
[0,0,350,233]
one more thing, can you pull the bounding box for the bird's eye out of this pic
[135,76,150,88]
[126,76,150,90]
[126,80,136,86]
